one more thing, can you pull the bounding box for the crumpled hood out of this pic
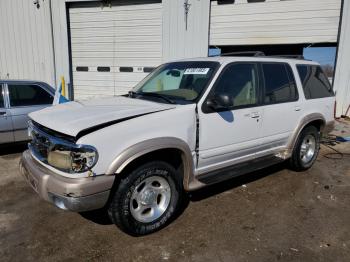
[29,96,176,137]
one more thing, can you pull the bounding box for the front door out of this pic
[0,84,14,144]
[197,62,262,174]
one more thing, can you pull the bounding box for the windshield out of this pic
[132,61,219,103]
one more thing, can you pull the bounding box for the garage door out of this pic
[69,0,162,100]
[210,0,341,46]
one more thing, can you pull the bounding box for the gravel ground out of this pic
[0,143,349,262]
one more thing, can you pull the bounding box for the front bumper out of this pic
[20,150,115,212]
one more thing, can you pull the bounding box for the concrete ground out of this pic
[0,143,350,262]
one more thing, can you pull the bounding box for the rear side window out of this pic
[8,84,53,107]
[0,86,4,108]
[296,65,334,99]
[262,63,298,104]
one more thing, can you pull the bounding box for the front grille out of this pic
[29,124,52,162]
[28,121,75,163]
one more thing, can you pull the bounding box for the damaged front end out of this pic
[19,121,114,212]
[28,120,98,175]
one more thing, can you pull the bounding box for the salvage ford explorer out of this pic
[20,56,335,236]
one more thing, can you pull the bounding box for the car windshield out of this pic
[132,61,219,103]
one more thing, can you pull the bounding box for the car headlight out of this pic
[47,145,98,173]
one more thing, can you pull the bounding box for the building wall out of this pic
[50,0,210,95]
[333,0,350,117]
[0,0,348,116]
[210,0,341,46]
[162,0,210,61]
[0,0,55,85]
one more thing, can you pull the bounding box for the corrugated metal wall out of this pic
[333,0,350,117]
[0,0,55,85]
[210,0,341,46]
[162,0,210,61]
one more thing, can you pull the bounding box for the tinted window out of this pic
[262,63,298,104]
[211,63,258,108]
[297,65,334,99]
[0,86,4,108]
[8,84,53,107]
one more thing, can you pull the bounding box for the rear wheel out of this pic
[289,126,320,171]
[108,161,183,236]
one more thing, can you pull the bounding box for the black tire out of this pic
[289,125,320,171]
[108,161,183,236]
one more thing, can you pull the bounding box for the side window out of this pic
[0,86,4,108]
[8,84,53,107]
[262,63,298,104]
[211,63,258,108]
[296,65,334,99]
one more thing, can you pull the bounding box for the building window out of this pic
[120,67,134,72]
[217,0,235,4]
[76,66,89,72]
[247,0,265,3]
[97,66,110,72]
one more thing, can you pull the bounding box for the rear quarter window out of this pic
[296,65,334,99]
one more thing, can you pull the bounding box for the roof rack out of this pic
[219,51,307,60]
[269,55,305,59]
[220,51,265,57]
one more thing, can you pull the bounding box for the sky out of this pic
[303,47,337,66]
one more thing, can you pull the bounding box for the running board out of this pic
[197,155,284,185]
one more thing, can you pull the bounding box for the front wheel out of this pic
[289,125,320,171]
[108,161,183,236]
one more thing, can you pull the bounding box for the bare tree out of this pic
[321,64,334,77]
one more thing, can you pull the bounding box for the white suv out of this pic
[20,56,335,235]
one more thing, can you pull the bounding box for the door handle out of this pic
[250,112,260,118]
[0,111,6,116]
[294,106,301,111]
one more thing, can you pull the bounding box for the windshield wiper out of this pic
[133,92,176,104]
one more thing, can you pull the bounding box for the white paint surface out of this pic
[210,0,341,46]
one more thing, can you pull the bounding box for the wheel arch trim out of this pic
[105,137,196,191]
[287,113,326,152]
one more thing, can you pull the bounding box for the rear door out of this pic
[0,84,14,144]
[7,83,54,142]
[258,62,301,157]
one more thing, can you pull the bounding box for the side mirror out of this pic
[207,93,234,111]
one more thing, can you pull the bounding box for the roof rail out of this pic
[220,51,265,57]
[268,55,305,59]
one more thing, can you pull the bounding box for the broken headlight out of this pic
[48,145,98,173]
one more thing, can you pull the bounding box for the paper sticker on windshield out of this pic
[184,68,210,75]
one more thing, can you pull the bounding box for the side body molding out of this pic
[105,137,203,191]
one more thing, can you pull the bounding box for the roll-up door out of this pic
[69,0,162,99]
[210,0,341,46]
